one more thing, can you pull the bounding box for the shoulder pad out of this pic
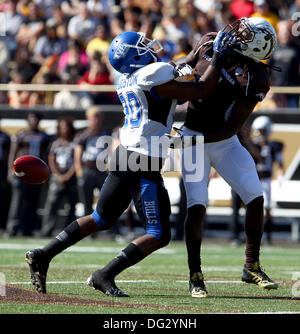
[136,62,175,89]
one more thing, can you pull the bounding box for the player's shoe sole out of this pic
[87,270,129,297]
[242,262,278,290]
[25,249,49,294]
[189,272,208,298]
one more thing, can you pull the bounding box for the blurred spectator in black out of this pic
[2,0,24,59]
[86,24,110,59]
[77,52,115,104]
[15,1,45,54]
[146,0,163,30]
[74,106,109,216]
[33,18,68,66]
[67,1,99,41]
[192,9,216,42]
[58,39,89,79]
[110,0,143,36]
[14,46,39,83]
[269,20,300,108]
[40,117,77,237]
[0,116,11,232]
[51,5,68,39]
[6,112,51,236]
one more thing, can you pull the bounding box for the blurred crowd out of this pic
[0,0,299,108]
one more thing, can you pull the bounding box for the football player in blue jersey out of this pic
[25,30,235,297]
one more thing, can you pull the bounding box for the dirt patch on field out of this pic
[0,285,224,313]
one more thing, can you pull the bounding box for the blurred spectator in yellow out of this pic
[86,24,110,58]
[230,0,254,19]
[251,0,280,31]
[268,20,300,108]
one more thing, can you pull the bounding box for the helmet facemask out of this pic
[222,18,277,62]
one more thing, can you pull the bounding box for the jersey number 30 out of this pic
[119,92,142,128]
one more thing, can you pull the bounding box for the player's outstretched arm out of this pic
[155,31,236,101]
[155,64,221,101]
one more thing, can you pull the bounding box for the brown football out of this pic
[13,155,50,184]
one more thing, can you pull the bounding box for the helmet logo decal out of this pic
[114,44,129,59]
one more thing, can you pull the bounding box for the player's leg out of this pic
[212,136,278,289]
[88,170,172,297]
[180,140,211,297]
[26,171,132,294]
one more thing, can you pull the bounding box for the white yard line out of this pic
[0,243,175,254]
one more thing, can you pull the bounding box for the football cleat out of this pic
[87,270,129,297]
[189,272,208,298]
[242,262,278,290]
[25,249,49,294]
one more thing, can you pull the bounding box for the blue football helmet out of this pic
[109,31,163,74]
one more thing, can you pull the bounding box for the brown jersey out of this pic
[184,32,271,134]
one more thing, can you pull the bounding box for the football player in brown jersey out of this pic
[172,17,280,297]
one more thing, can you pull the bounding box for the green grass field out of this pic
[0,237,299,314]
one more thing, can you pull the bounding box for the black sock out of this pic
[102,243,145,278]
[43,220,83,261]
[186,239,202,277]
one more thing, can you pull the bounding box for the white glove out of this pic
[173,63,194,79]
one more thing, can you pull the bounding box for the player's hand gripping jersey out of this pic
[117,62,177,158]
